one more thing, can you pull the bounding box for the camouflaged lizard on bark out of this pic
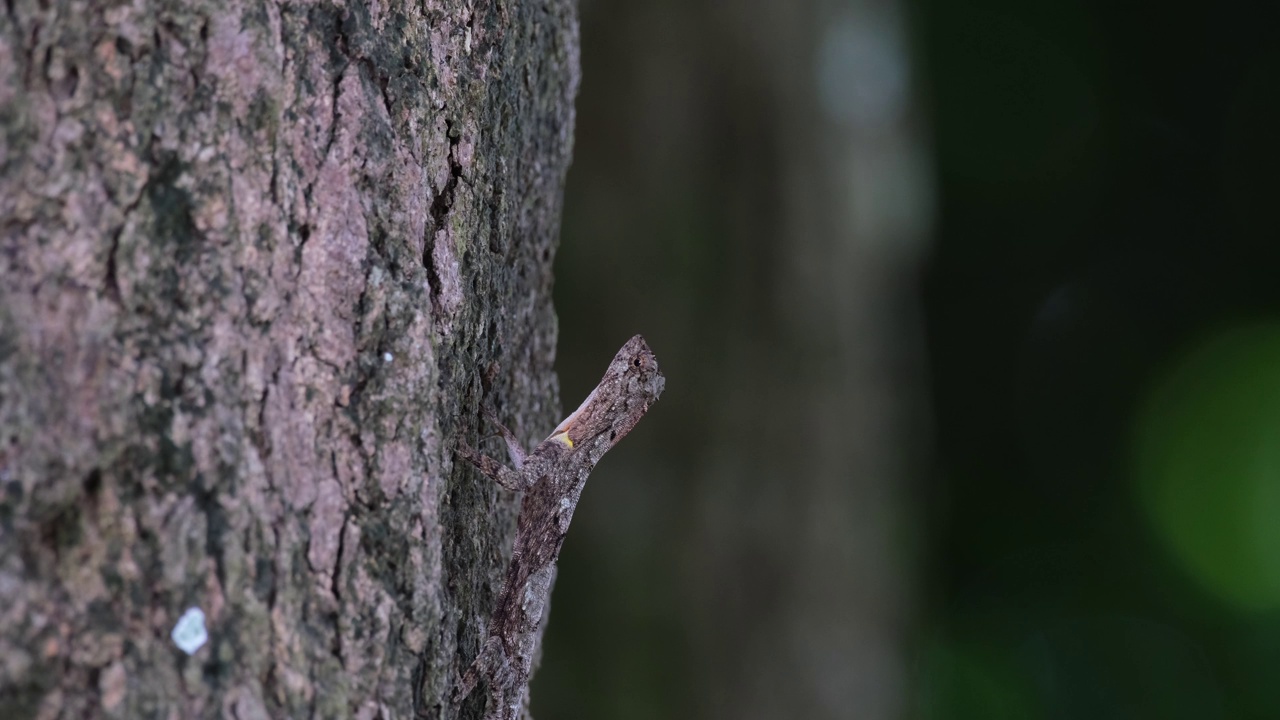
[453,335,665,720]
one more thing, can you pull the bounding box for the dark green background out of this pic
[540,0,1280,717]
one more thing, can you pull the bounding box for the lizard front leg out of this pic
[482,407,528,469]
[456,439,532,492]
[457,407,536,492]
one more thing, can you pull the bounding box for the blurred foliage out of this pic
[1135,324,1280,611]
[919,0,1280,718]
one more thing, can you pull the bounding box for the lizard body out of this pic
[453,335,665,719]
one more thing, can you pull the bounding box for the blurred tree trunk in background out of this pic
[688,4,929,718]
[548,1,931,718]
[0,1,576,717]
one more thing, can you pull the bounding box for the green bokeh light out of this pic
[1133,323,1280,610]
[916,635,1039,720]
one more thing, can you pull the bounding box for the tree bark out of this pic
[0,0,578,717]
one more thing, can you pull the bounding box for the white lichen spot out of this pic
[383,352,394,364]
[171,607,208,655]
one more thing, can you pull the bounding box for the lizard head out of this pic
[547,335,664,451]
[610,334,665,406]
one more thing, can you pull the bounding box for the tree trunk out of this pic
[0,0,578,717]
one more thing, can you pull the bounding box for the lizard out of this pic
[452,334,665,720]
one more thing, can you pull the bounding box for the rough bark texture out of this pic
[0,0,578,717]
